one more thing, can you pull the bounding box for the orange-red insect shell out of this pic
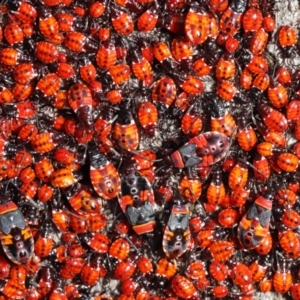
[220,7,243,35]
[250,28,269,55]
[4,23,24,45]
[172,275,197,299]
[216,81,237,102]
[237,123,257,151]
[209,261,228,282]
[152,76,176,110]
[96,39,117,71]
[281,209,300,228]
[230,263,253,286]
[276,67,291,86]
[37,73,61,96]
[111,10,134,35]
[242,7,263,32]
[240,68,253,89]
[171,37,194,61]
[218,208,239,228]
[137,6,158,32]
[35,41,58,63]
[179,175,202,203]
[109,238,130,261]
[252,73,270,92]
[273,270,293,294]
[108,64,131,85]
[267,83,288,108]
[263,13,275,32]
[215,56,236,81]
[90,153,121,200]
[13,63,37,84]
[278,25,297,48]
[64,31,87,52]
[51,168,78,188]
[185,6,210,45]
[277,153,299,172]
[209,240,234,261]
[193,58,211,76]
[35,158,54,183]
[279,229,300,258]
[138,102,158,137]
[185,261,206,280]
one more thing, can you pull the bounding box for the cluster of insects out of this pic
[1,0,300,299]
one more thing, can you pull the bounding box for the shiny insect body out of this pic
[89,149,121,200]
[220,0,247,35]
[170,131,230,168]
[163,200,190,259]
[112,110,139,152]
[0,195,34,264]
[119,163,156,235]
[238,192,272,250]
[185,4,210,45]
[68,83,93,127]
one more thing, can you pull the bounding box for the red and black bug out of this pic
[114,260,136,281]
[250,27,269,55]
[109,237,130,262]
[35,41,59,64]
[273,252,293,294]
[257,103,288,132]
[112,109,139,152]
[181,102,203,138]
[34,218,54,258]
[13,63,37,84]
[237,116,257,151]
[96,36,117,71]
[68,83,93,127]
[111,5,134,36]
[137,101,158,137]
[163,199,190,259]
[89,1,106,18]
[137,5,159,32]
[79,57,97,83]
[81,253,106,286]
[210,96,237,137]
[152,41,178,73]
[278,25,298,58]
[119,161,156,235]
[172,72,205,95]
[172,275,197,299]
[179,171,202,204]
[207,170,225,206]
[170,131,231,168]
[6,1,37,23]
[65,183,102,216]
[4,22,24,45]
[152,76,177,114]
[215,53,236,81]
[0,195,34,264]
[0,278,26,299]
[185,3,210,45]
[131,49,154,86]
[238,190,273,250]
[242,6,263,33]
[220,0,247,35]
[64,31,97,53]
[89,148,121,200]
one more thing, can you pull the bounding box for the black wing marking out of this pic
[179,144,201,167]
[168,213,189,231]
[259,209,272,227]
[247,204,258,220]
[0,210,26,235]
